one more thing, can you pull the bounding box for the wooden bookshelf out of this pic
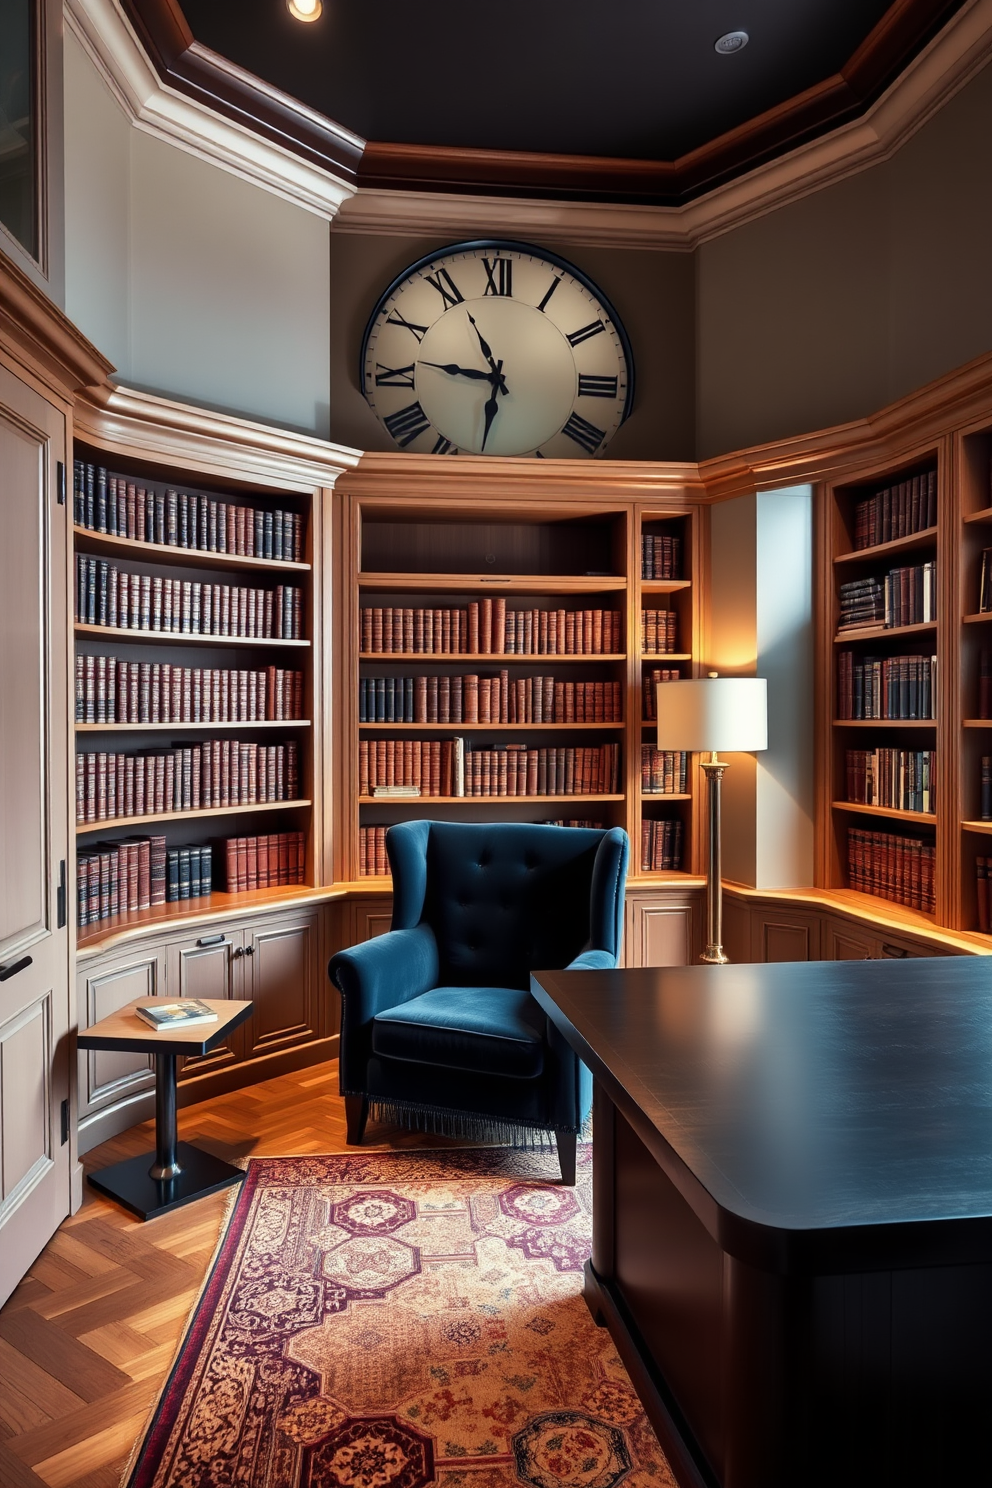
[72,438,325,946]
[333,466,703,886]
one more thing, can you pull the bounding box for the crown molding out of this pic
[65,0,360,219]
[0,249,114,397]
[74,383,362,490]
[336,0,992,249]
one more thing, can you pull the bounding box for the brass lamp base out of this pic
[700,754,730,965]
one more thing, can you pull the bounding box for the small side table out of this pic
[77,997,254,1221]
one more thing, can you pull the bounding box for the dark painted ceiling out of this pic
[180,0,896,161]
[127,0,966,202]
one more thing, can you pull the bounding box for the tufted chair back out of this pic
[386,820,627,990]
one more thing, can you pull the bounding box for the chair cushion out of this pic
[371,986,545,1079]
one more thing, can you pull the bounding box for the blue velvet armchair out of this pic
[328,820,629,1183]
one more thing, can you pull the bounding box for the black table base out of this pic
[86,1140,244,1220]
[86,1048,244,1220]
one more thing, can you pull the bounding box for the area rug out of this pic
[125,1147,676,1488]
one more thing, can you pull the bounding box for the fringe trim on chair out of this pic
[367,1098,577,1149]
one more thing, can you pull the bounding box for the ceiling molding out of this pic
[336,0,992,249]
[65,0,361,219]
[75,382,362,489]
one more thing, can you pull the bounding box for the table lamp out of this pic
[656,673,768,964]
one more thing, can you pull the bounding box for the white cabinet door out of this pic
[0,364,70,1306]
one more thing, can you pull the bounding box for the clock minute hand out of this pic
[420,361,493,381]
[481,361,504,452]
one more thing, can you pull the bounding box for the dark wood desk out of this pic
[531,959,992,1488]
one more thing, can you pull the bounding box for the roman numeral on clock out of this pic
[424,268,465,309]
[577,374,618,399]
[374,363,416,388]
[383,401,431,448]
[561,411,605,454]
[537,275,562,313]
[385,310,429,342]
[567,320,606,347]
[482,258,513,297]
[432,435,457,454]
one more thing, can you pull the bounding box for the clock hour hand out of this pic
[466,313,509,396]
[481,361,504,452]
[420,361,493,381]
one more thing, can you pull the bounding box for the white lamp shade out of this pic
[657,677,768,753]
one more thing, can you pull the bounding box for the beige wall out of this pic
[696,58,992,460]
[63,35,332,438]
[329,230,696,460]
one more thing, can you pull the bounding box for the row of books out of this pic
[852,469,937,550]
[358,674,624,725]
[978,549,992,613]
[975,857,992,932]
[75,740,300,823]
[361,604,622,656]
[641,748,689,795]
[75,657,304,725]
[640,533,683,580]
[217,832,306,892]
[357,820,605,877]
[642,669,681,722]
[641,610,679,654]
[73,462,304,561]
[836,652,936,719]
[979,651,992,718]
[640,818,684,872]
[75,557,303,639]
[847,826,935,912]
[358,738,621,797]
[837,563,936,630]
[844,749,935,814]
[982,756,992,821]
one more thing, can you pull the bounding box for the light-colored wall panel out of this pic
[0,997,51,1203]
[63,31,131,373]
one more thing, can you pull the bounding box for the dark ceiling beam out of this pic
[119,0,364,180]
[123,0,965,207]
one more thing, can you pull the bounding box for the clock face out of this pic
[360,241,634,458]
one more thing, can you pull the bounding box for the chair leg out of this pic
[555,1130,577,1186]
[345,1095,369,1146]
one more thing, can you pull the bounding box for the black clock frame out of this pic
[359,239,636,440]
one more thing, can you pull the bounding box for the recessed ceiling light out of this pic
[288,0,322,20]
[714,30,749,55]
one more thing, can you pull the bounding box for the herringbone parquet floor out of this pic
[0,1061,465,1488]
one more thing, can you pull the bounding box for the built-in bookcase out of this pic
[333,465,703,886]
[72,440,322,949]
[821,452,944,919]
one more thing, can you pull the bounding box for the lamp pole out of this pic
[700,752,729,964]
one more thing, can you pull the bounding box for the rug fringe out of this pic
[116,1163,246,1488]
[366,1097,575,1149]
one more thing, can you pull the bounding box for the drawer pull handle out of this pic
[0,955,32,982]
[245,945,255,957]
[881,943,913,959]
[232,947,244,959]
[196,934,227,948]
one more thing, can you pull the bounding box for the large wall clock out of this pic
[360,240,634,458]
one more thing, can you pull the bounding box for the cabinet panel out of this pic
[826,921,879,961]
[755,916,820,963]
[170,931,246,1077]
[625,893,699,968]
[77,951,163,1125]
[242,914,318,1060]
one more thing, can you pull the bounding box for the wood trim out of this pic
[0,253,114,400]
[117,0,363,180]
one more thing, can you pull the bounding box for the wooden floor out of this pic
[0,1061,463,1488]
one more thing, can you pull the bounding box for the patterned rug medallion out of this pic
[125,1147,676,1488]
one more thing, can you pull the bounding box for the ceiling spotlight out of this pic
[714,30,748,54]
[288,0,322,19]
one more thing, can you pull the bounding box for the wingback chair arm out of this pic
[329,922,440,1026]
[565,948,618,972]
